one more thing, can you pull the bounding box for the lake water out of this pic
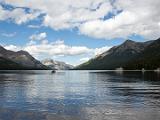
[0,70,160,120]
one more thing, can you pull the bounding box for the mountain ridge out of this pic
[75,38,159,70]
[0,46,49,70]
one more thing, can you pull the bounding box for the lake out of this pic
[0,70,160,120]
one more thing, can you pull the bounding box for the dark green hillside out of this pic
[0,46,50,70]
[124,38,160,69]
[0,57,24,70]
[76,38,160,70]
[76,40,150,70]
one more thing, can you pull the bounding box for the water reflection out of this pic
[0,70,160,120]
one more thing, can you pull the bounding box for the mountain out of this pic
[124,38,160,69]
[0,57,24,70]
[0,46,49,70]
[42,59,74,70]
[76,38,158,70]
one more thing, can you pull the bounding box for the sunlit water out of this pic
[0,70,160,120]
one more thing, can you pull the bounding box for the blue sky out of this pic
[0,0,160,65]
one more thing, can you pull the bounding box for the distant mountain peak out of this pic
[113,39,148,55]
[42,58,73,70]
[124,39,135,44]
[95,40,139,59]
[122,39,137,47]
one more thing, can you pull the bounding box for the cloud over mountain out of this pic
[4,32,111,65]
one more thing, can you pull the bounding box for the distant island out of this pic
[75,38,160,70]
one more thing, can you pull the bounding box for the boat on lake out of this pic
[51,70,56,73]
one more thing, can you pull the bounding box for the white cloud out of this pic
[80,57,90,62]
[79,0,160,39]
[4,37,112,65]
[24,40,91,57]
[3,0,112,29]
[4,44,21,51]
[1,32,16,37]
[3,30,112,63]
[79,11,137,39]
[0,5,40,24]
[29,32,47,41]
[27,33,92,57]
[3,0,160,39]
[28,25,41,28]
[94,46,111,56]
[26,33,112,60]
[43,0,112,30]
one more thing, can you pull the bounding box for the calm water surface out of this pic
[0,70,160,120]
